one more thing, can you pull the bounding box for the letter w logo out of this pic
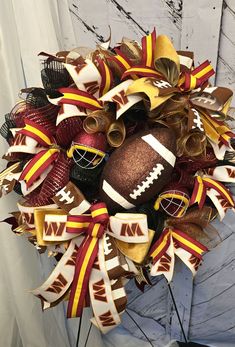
[66,245,79,266]
[99,310,116,327]
[93,279,107,302]
[112,90,128,110]
[84,81,99,95]
[157,253,172,272]
[120,223,144,237]
[226,167,235,179]
[46,273,67,294]
[14,133,26,146]
[44,222,66,237]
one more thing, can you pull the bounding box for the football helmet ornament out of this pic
[67,130,107,169]
[154,184,190,218]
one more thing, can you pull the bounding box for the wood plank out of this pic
[181,0,223,84]
[215,0,235,106]
[68,0,182,48]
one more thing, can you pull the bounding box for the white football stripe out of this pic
[102,180,135,209]
[142,134,176,167]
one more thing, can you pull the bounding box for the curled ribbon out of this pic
[106,119,126,147]
[83,110,115,134]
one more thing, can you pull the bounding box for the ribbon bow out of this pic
[66,202,109,318]
[190,176,234,214]
[30,192,151,332]
[18,119,60,188]
[149,227,208,282]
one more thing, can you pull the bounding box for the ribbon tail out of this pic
[67,236,98,318]
[150,229,175,282]
[89,235,124,332]
[190,177,207,208]
[203,177,234,207]
[172,229,208,276]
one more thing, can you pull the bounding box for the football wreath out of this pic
[1,29,235,333]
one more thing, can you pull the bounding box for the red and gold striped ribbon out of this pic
[107,49,132,74]
[171,228,208,258]
[141,28,157,68]
[149,228,171,264]
[96,57,113,97]
[19,148,59,188]
[58,88,103,111]
[67,202,109,318]
[121,65,162,80]
[178,60,214,91]
[18,119,54,147]
[201,112,235,146]
[149,227,207,264]
[190,176,234,208]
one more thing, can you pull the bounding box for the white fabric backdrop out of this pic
[0,1,103,346]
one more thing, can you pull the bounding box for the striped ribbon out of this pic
[201,112,235,146]
[19,148,59,188]
[67,202,109,318]
[96,57,113,97]
[141,28,157,68]
[190,176,234,209]
[121,65,162,80]
[18,119,54,146]
[58,87,103,111]
[149,227,207,265]
[107,49,132,74]
[18,119,60,188]
[178,60,214,91]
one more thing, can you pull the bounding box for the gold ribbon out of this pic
[106,119,126,147]
[83,110,115,133]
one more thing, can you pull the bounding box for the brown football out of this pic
[99,127,176,213]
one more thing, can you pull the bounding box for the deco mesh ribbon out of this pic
[1,27,235,333]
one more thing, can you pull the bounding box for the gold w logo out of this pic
[14,133,26,146]
[99,310,116,327]
[93,279,107,302]
[46,273,67,294]
[44,222,66,236]
[112,90,128,110]
[157,253,172,272]
[84,81,99,95]
[120,223,144,237]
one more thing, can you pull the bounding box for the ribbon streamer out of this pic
[149,227,208,282]
[58,88,103,111]
[190,176,234,213]
[141,28,157,68]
